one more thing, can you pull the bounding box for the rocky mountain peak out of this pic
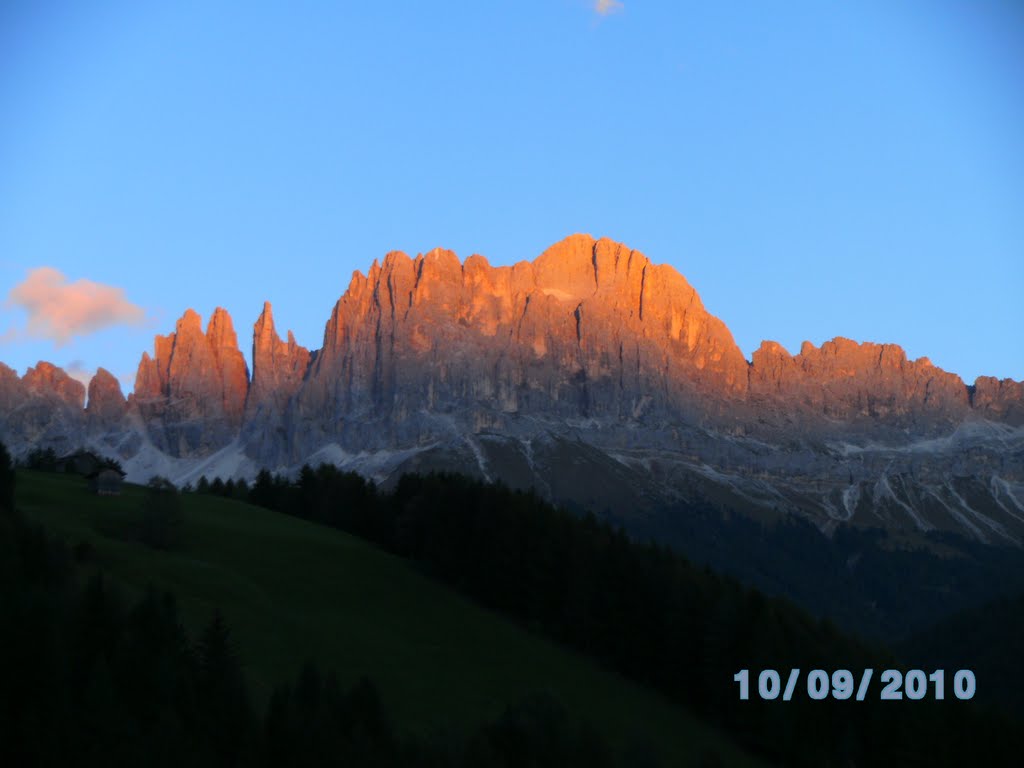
[205,307,249,424]
[243,301,311,462]
[532,234,596,296]
[972,376,1024,424]
[248,302,309,405]
[131,308,249,455]
[749,335,969,431]
[1,235,1022,548]
[24,361,85,409]
[86,367,127,426]
[0,361,85,453]
[175,308,203,337]
[254,301,275,342]
[207,306,241,351]
[291,235,754,457]
[0,362,24,411]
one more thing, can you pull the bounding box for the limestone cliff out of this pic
[0,361,86,452]
[290,235,753,456]
[242,302,310,463]
[85,367,127,428]
[131,308,249,455]
[2,234,1022,545]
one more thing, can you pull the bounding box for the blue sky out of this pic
[1,0,1022,393]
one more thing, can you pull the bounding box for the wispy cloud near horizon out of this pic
[5,267,147,345]
[594,0,624,16]
[63,359,95,390]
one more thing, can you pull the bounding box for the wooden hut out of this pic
[55,450,103,477]
[88,468,125,496]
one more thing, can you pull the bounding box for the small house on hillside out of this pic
[88,468,126,496]
[55,450,103,477]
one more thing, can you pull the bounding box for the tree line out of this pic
[629,495,1024,644]
[0,442,659,767]
[192,462,1021,767]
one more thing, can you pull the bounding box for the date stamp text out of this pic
[734,669,976,701]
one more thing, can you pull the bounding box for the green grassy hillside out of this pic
[15,470,765,767]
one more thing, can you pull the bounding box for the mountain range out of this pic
[2,234,1022,547]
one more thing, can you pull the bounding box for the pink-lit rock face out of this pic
[972,376,1024,425]
[247,302,310,414]
[292,233,1017,451]
[0,362,26,412]
[86,367,127,426]
[1,235,1022,544]
[7,234,1024,459]
[294,234,755,453]
[242,302,310,462]
[23,361,86,409]
[131,307,249,454]
[748,336,972,430]
[0,361,86,453]
[206,307,250,426]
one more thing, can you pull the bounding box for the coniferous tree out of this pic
[99,456,125,474]
[0,441,14,515]
[140,477,184,550]
[25,446,58,471]
[252,469,272,501]
[197,610,254,765]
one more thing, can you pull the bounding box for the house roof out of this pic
[57,449,101,461]
[85,466,127,479]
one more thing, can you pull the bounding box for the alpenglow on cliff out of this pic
[2,235,1023,544]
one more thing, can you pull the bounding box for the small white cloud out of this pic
[594,0,624,16]
[63,359,95,390]
[6,267,147,345]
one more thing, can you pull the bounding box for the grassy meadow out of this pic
[14,469,765,767]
